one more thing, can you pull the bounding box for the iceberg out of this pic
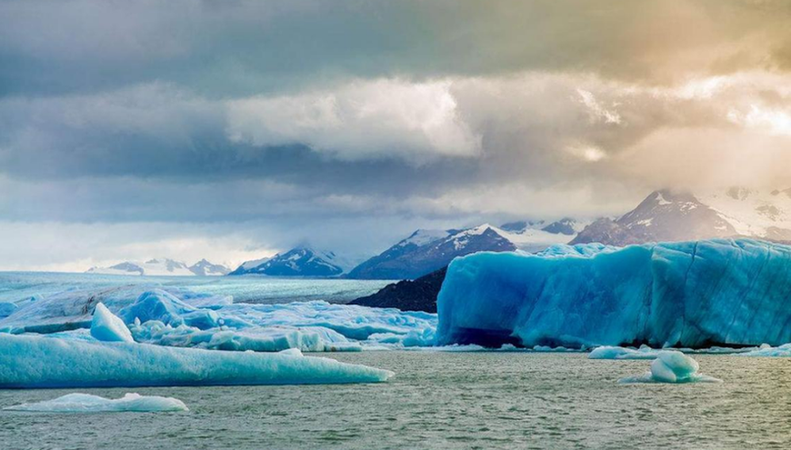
[437,239,791,349]
[738,343,791,357]
[0,286,438,351]
[618,352,721,383]
[4,393,188,413]
[0,334,394,388]
[129,320,361,352]
[90,303,134,343]
[589,345,663,360]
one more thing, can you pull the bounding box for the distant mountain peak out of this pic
[229,246,345,277]
[347,224,518,280]
[188,259,231,276]
[86,258,229,277]
[573,187,791,246]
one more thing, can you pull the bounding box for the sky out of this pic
[2,0,791,271]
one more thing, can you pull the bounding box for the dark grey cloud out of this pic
[1,0,791,270]
[2,0,790,97]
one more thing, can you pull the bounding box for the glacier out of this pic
[0,333,394,388]
[437,239,791,349]
[4,393,188,413]
[0,286,437,351]
[618,352,722,384]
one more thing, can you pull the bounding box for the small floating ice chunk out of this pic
[589,345,663,360]
[4,393,188,413]
[739,343,791,357]
[90,303,134,343]
[278,348,304,357]
[618,351,722,383]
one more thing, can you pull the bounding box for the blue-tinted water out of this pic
[0,272,392,304]
[1,352,789,450]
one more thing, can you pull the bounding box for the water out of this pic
[0,272,392,304]
[2,352,789,450]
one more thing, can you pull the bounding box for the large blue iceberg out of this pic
[437,239,791,349]
[0,334,394,388]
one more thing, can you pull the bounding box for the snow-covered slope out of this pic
[229,247,346,277]
[86,259,230,277]
[497,218,588,252]
[87,259,194,277]
[698,187,791,241]
[188,259,231,276]
[572,188,791,246]
[347,221,585,280]
[572,190,737,246]
[437,238,791,348]
[347,225,514,280]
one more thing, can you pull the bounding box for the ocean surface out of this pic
[1,352,789,450]
[0,272,392,304]
[2,275,789,449]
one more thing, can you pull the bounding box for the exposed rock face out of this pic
[230,247,344,277]
[571,190,737,246]
[347,225,516,280]
[350,267,446,313]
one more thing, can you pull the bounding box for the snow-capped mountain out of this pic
[188,259,231,276]
[698,187,791,241]
[346,225,515,280]
[571,188,791,246]
[229,247,346,277]
[497,218,588,252]
[347,219,589,280]
[86,258,229,277]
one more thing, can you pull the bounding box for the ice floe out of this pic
[4,393,188,413]
[589,345,663,360]
[618,352,722,384]
[0,286,437,352]
[0,334,394,388]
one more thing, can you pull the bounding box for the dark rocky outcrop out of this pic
[350,267,447,313]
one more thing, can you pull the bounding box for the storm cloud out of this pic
[1,0,791,270]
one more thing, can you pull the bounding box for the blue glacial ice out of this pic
[4,393,188,413]
[738,343,791,357]
[589,345,663,360]
[437,239,791,349]
[0,333,394,388]
[618,351,722,384]
[90,303,134,343]
[0,302,17,319]
[0,286,438,351]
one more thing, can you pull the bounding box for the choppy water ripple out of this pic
[1,352,790,449]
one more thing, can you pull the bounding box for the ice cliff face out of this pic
[437,239,791,349]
